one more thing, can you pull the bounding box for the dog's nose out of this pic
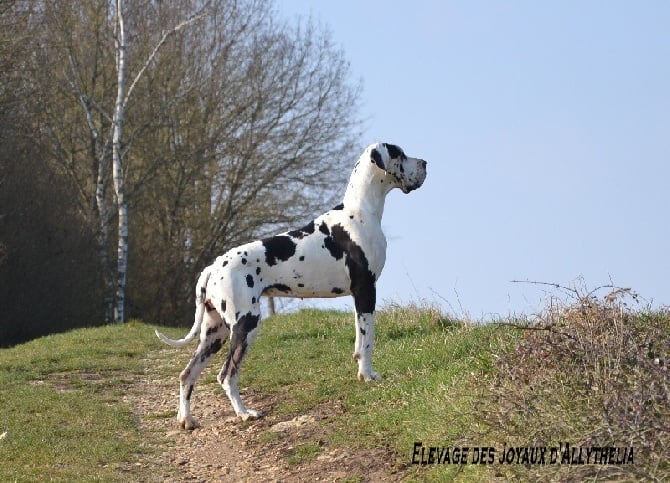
[421,160,427,169]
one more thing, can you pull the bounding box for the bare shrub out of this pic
[488,285,669,481]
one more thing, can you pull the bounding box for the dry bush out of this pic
[487,285,669,481]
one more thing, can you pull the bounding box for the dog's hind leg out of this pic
[177,307,229,430]
[217,304,262,420]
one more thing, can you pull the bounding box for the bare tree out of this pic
[28,0,362,325]
[128,2,362,323]
[37,0,206,322]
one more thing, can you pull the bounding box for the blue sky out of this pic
[277,1,670,318]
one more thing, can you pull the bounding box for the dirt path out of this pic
[128,349,407,482]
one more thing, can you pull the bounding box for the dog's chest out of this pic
[330,211,387,280]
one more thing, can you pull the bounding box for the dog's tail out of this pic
[154,269,211,347]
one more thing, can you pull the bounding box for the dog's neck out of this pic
[342,154,395,222]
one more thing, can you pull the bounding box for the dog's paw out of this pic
[357,371,382,382]
[240,409,262,421]
[178,415,200,431]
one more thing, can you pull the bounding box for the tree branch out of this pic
[123,9,208,110]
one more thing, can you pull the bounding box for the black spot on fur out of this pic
[371,148,385,170]
[206,324,219,336]
[330,224,376,314]
[324,233,344,260]
[360,327,366,335]
[262,236,297,266]
[256,267,261,275]
[302,220,316,233]
[221,300,227,313]
[263,283,291,294]
[238,311,260,332]
[299,256,305,261]
[246,274,254,288]
[298,283,304,288]
[200,338,223,362]
[186,385,194,400]
[331,287,344,294]
[383,143,406,160]
[221,312,261,379]
[241,258,247,264]
[288,220,316,239]
[222,260,228,267]
[319,221,330,235]
[252,296,257,304]
[333,203,344,210]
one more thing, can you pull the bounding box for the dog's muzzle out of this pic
[401,160,427,193]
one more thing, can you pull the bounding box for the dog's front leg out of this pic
[353,311,381,381]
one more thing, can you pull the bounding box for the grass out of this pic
[242,305,520,480]
[1,295,666,481]
[1,307,515,481]
[0,321,165,481]
[285,442,324,465]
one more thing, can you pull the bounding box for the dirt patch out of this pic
[32,370,132,393]
[128,351,407,482]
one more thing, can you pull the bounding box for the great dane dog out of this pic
[156,143,427,429]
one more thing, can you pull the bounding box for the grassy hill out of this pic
[1,296,667,481]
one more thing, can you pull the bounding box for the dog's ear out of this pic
[370,148,385,170]
[382,143,405,160]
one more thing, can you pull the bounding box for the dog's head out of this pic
[370,143,427,193]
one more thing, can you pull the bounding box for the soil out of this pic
[126,349,408,482]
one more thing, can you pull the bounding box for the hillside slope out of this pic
[1,297,666,481]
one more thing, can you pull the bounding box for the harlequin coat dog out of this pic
[156,143,427,429]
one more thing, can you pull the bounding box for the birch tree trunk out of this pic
[113,0,128,323]
[110,1,206,323]
[96,154,114,323]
